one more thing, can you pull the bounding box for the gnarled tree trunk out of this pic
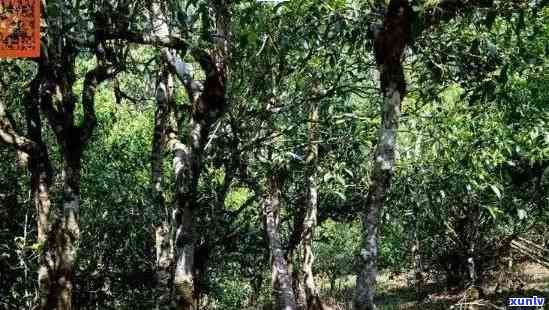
[0,2,116,308]
[152,66,176,309]
[100,1,231,305]
[301,99,323,310]
[354,1,411,309]
[23,79,56,310]
[169,2,231,308]
[37,37,113,309]
[2,72,79,310]
[264,174,298,310]
[47,147,83,310]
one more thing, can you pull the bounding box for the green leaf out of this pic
[344,168,354,177]
[517,209,527,220]
[489,184,501,199]
[334,191,346,200]
[323,172,332,183]
[482,205,501,220]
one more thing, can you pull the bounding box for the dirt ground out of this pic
[372,262,549,309]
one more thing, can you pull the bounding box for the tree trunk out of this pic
[264,174,298,310]
[285,197,306,309]
[4,73,74,310]
[31,150,55,310]
[48,149,82,310]
[29,149,51,245]
[36,134,84,310]
[411,220,424,299]
[354,1,411,309]
[466,206,480,286]
[355,185,384,310]
[0,6,115,308]
[301,99,323,310]
[169,115,207,309]
[355,79,402,310]
[249,273,264,308]
[148,3,196,308]
[155,220,173,308]
[37,38,112,308]
[294,265,307,310]
[153,68,175,309]
[166,2,230,307]
[173,197,196,310]
[19,78,56,309]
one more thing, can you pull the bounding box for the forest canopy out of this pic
[0,0,548,310]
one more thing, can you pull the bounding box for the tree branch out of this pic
[80,58,117,144]
[0,107,37,154]
[103,30,190,50]
[0,86,38,154]
[422,0,501,30]
[161,49,202,99]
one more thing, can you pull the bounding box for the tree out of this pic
[0,1,120,307]
[355,1,412,309]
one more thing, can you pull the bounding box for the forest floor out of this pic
[376,262,549,309]
[322,262,549,309]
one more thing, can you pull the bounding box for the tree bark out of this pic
[24,79,56,310]
[169,76,224,308]
[410,218,424,299]
[31,156,53,309]
[37,38,113,309]
[301,99,323,310]
[294,267,307,310]
[466,205,480,286]
[100,2,232,303]
[285,221,305,309]
[0,4,115,308]
[152,68,176,309]
[354,1,411,309]
[264,174,298,310]
[48,147,82,310]
[1,73,72,310]
[169,2,230,308]
[249,273,264,308]
[1,73,77,309]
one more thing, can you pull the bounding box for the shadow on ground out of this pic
[368,263,548,309]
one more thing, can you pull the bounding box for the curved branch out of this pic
[0,91,38,154]
[80,63,116,143]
